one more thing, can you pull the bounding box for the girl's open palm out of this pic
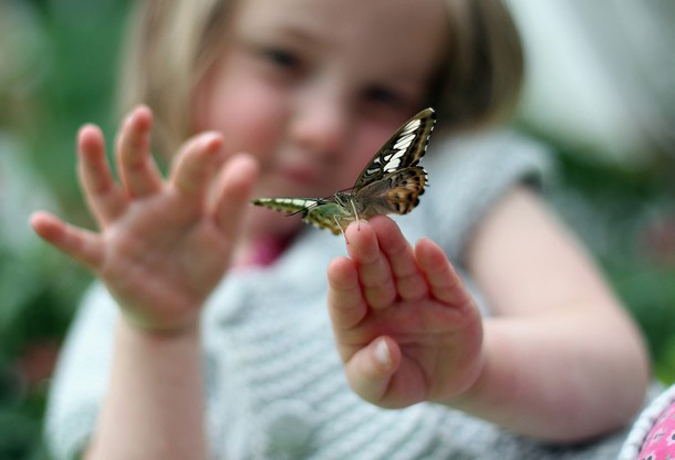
[328,216,484,408]
[31,106,257,331]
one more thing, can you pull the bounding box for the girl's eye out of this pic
[262,47,302,72]
[363,85,410,112]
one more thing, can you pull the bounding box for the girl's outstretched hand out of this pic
[31,106,258,332]
[328,216,484,408]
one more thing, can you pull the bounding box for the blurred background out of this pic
[0,0,673,458]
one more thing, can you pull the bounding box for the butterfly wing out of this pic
[251,197,349,235]
[251,197,322,215]
[354,166,427,217]
[352,107,436,192]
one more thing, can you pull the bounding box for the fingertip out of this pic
[216,154,259,207]
[78,124,104,148]
[118,105,152,136]
[230,152,259,180]
[370,215,409,253]
[29,211,61,240]
[131,104,153,128]
[135,104,152,116]
[327,256,343,275]
[30,210,47,225]
[28,215,103,270]
[345,218,375,247]
[29,211,45,234]
[199,131,225,152]
[416,236,437,248]
[327,256,357,288]
[415,237,446,263]
[220,153,259,198]
[30,210,52,228]
[213,154,261,235]
[368,214,395,232]
[346,218,368,234]
[78,123,101,137]
[346,221,387,269]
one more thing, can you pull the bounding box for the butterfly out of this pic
[251,107,436,236]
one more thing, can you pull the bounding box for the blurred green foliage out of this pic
[551,151,675,383]
[0,1,673,459]
[1,0,130,457]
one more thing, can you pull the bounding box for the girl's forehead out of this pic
[233,0,448,71]
[234,0,446,37]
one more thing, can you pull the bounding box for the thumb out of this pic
[344,336,401,406]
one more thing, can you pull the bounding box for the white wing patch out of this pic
[382,118,423,171]
[394,133,416,150]
[403,118,421,133]
[283,198,312,207]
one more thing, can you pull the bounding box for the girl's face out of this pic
[195,0,447,240]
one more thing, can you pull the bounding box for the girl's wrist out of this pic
[119,310,201,339]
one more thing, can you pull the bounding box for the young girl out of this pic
[31,0,652,458]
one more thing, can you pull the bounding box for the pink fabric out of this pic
[638,400,675,459]
[234,236,293,268]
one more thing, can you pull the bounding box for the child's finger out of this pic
[77,124,126,226]
[213,153,258,236]
[327,256,368,332]
[30,212,103,271]
[115,105,163,198]
[415,238,471,307]
[345,221,396,309]
[170,132,224,200]
[344,336,401,406]
[369,216,428,301]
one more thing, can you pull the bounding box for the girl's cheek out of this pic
[210,78,289,161]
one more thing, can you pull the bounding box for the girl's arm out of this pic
[454,186,650,441]
[32,106,258,459]
[85,321,207,460]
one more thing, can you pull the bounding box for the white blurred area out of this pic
[508,0,675,167]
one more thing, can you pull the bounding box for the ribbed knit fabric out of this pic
[44,130,638,459]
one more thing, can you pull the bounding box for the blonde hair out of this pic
[436,0,524,132]
[118,0,234,159]
[118,0,523,159]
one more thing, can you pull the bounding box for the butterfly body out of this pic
[251,108,436,235]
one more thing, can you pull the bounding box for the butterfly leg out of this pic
[349,199,361,231]
[334,216,349,243]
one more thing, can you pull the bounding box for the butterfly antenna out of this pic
[286,207,309,217]
[285,199,323,217]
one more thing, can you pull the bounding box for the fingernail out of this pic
[374,338,391,367]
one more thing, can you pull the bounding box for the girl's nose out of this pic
[289,88,351,160]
